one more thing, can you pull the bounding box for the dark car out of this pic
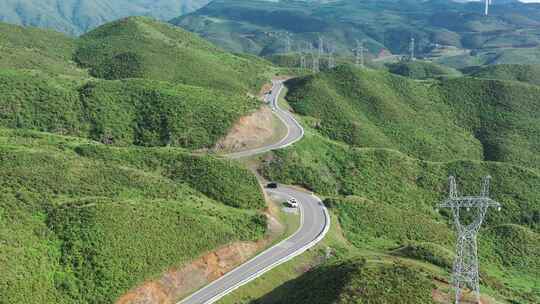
[266,182,278,189]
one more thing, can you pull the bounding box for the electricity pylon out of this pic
[353,40,365,68]
[410,37,416,61]
[309,44,319,73]
[285,33,291,53]
[328,44,336,69]
[318,36,324,59]
[300,45,307,70]
[437,176,501,304]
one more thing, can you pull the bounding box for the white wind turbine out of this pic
[485,0,493,16]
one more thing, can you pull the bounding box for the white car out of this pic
[285,198,299,208]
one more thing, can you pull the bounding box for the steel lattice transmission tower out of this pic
[438,176,501,304]
[318,36,324,59]
[310,43,319,73]
[285,33,291,53]
[327,44,336,69]
[353,39,365,68]
[299,44,307,70]
[409,37,416,61]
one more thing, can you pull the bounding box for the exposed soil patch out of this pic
[214,106,278,153]
[116,241,263,304]
[432,286,498,304]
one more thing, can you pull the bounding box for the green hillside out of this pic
[0,19,274,149]
[284,65,540,169]
[75,16,270,92]
[0,69,259,149]
[466,64,540,85]
[386,60,462,79]
[0,128,266,304]
[255,258,435,304]
[0,22,87,76]
[0,15,280,304]
[173,0,540,67]
[246,65,540,303]
[259,132,540,303]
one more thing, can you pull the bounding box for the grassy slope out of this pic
[0,69,260,149]
[466,64,540,86]
[260,131,540,303]
[0,22,88,77]
[256,258,435,304]
[386,60,462,79]
[75,16,270,93]
[0,19,279,149]
[245,67,540,302]
[284,65,540,169]
[0,17,279,304]
[0,128,266,304]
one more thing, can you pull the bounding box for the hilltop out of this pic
[465,63,540,85]
[172,0,540,67]
[76,17,271,92]
[0,22,87,76]
[386,60,462,79]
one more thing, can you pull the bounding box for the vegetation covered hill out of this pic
[0,69,259,148]
[255,258,435,304]
[0,19,274,148]
[0,0,211,35]
[0,128,266,304]
[465,63,540,85]
[259,131,540,303]
[386,60,462,79]
[173,0,540,67]
[237,64,540,303]
[0,13,282,304]
[75,17,270,92]
[0,22,87,76]
[284,65,540,169]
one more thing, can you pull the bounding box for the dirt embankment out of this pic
[214,106,276,153]
[116,242,264,304]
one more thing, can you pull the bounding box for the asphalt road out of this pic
[225,80,304,159]
[178,81,329,304]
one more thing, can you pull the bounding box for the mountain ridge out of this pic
[0,0,211,35]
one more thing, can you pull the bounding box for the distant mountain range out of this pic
[1,0,540,68]
[173,0,540,67]
[0,0,211,35]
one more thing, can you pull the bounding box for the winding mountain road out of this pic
[226,80,304,159]
[178,80,330,304]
